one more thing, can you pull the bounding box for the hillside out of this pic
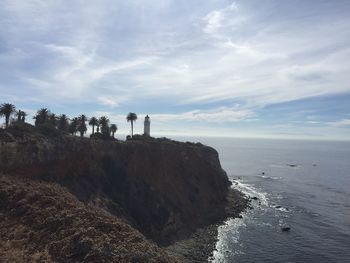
[0,174,178,263]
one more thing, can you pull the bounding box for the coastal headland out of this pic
[0,124,248,262]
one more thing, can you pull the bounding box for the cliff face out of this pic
[0,127,231,245]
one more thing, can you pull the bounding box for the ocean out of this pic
[178,137,350,263]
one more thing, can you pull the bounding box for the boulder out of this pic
[281,226,291,232]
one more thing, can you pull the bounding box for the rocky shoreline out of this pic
[166,188,249,262]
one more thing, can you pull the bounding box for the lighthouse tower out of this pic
[144,115,150,136]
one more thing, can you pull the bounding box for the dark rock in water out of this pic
[275,205,282,209]
[262,172,265,175]
[313,164,317,167]
[281,226,291,232]
[238,215,243,219]
[235,182,238,185]
[251,197,259,200]
[287,164,297,167]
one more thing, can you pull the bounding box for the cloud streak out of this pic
[329,119,350,127]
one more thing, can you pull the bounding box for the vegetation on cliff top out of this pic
[0,103,128,139]
[0,103,16,129]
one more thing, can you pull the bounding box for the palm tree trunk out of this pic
[5,115,9,128]
[92,125,95,134]
[131,121,134,138]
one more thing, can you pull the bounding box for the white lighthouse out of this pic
[144,115,150,136]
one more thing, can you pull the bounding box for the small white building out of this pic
[144,115,150,136]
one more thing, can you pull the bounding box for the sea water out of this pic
[178,137,350,263]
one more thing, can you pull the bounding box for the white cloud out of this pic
[203,10,224,34]
[151,107,254,123]
[22,43,158,100]
[94,106,254,124]
[221,40,287,60]
[97,95,129,108]
[203,1,245,36]
[329,119,350,126]
[45,44,95,80]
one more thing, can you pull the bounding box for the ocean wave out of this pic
[210,179,270,262]
[276,207,290,213]
[234,180,269,206]
[210,214,247,262]
[261,175,282,180]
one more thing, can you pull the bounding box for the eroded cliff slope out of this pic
[0,174,178,263]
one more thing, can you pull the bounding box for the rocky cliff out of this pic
[0,124,245,262]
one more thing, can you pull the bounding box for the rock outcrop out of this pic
[0,125,244,262]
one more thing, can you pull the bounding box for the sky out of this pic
[0,0,350,140]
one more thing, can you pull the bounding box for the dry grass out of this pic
[0,174,178,263]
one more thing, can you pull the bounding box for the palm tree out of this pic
[20,111,27,122]
[96,120,100,133]
[34,108,50,126]
[78,114,88,137]
[15,110,26,122]
[99,116,109,136]
[58,114,69,131]
[110,124,117,138]
[69,117,79,135]
[89,117,98,134]
[126,112,137,138]
[0,103,16,128]
[16,110,22,122]
[49,113,58,127]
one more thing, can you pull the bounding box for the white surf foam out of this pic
[210,178,270,262]
[235,180,269,206]
[210,214,247,262]
[261,175,282,180]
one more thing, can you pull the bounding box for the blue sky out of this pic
[1,0,350,140]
